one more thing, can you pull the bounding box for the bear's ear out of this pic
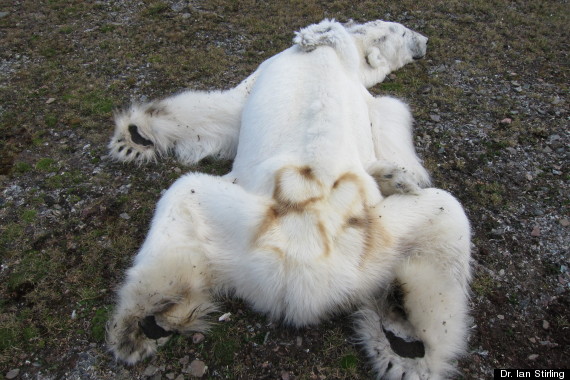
[365,47,387,68]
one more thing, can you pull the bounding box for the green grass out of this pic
[35,158,58,172]
[91,307,111,342]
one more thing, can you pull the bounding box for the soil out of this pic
[1,1,568,379]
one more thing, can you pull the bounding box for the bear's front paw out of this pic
[108,122,157,164]
[294,19,345,52]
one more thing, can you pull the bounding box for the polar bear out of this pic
[107,20,471,380]
[108,19,431,189]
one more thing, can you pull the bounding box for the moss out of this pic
[21,209,37,223]
[35,158,59,172]
[340,354,359,369]
[206,322,239,366]
[472,273,496,297]
[0,327,19,351]
[91,307,110,342]
[143,2,169,17]
[13,161,33,174]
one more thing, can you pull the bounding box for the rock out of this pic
[46,97,56,104]
[542,320,549,330]
[143,365,158,377]
[490,228,505,236]
[531,226,540,237]
[192,332,205,344]
[188,360,206,377]
[500,117,512,125]
[281,371,291,380]
[120,212,130,220]
[528,354,539,360]
[218,312,231,322]
[560,218,570,227]
[179,356,190,366]
[0,11,10,19]
[430,114,441,122]
[6,369,20,380]
[171,2,186,12]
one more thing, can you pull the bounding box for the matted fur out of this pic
[107,19,471,379]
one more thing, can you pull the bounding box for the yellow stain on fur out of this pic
[253,166,392,262]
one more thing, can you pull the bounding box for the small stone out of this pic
[281,371,291,380]
[542,320,550,330]
[497,314,504,320]
[528,354,539,360]
[218,312,231,322]
[179,356,190,366]
[490,228,505,236]
[174,375,184,380]
[6,369,20,380]
[188,360,206,377]
[192,332,205,344]
[143,365,158,377]
[499,269,505,276]
[531,226,541,237]
[500,117,512,125]
[525,173,533,181]
[165,373,176,380]
[46,97,56,104]
[119,212,130,220]
[430,114,441,122]
[296,336,303,347]
[529,337,536,343]
[0,11,10,19]
[560,218,570,227]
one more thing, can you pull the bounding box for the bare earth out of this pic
[0,1,568,379]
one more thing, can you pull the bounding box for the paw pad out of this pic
[139,315,173,340]
[128,124,154,147]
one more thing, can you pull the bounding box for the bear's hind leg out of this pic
[356,189,471,379]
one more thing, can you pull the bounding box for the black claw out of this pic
[118,146,124,153]
[139,315,173,340]
[126,148,132,156]
[128,124,154,147]
[387,361,393,371]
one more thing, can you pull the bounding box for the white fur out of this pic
[108,19,428,171]
[107,19,470,379]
